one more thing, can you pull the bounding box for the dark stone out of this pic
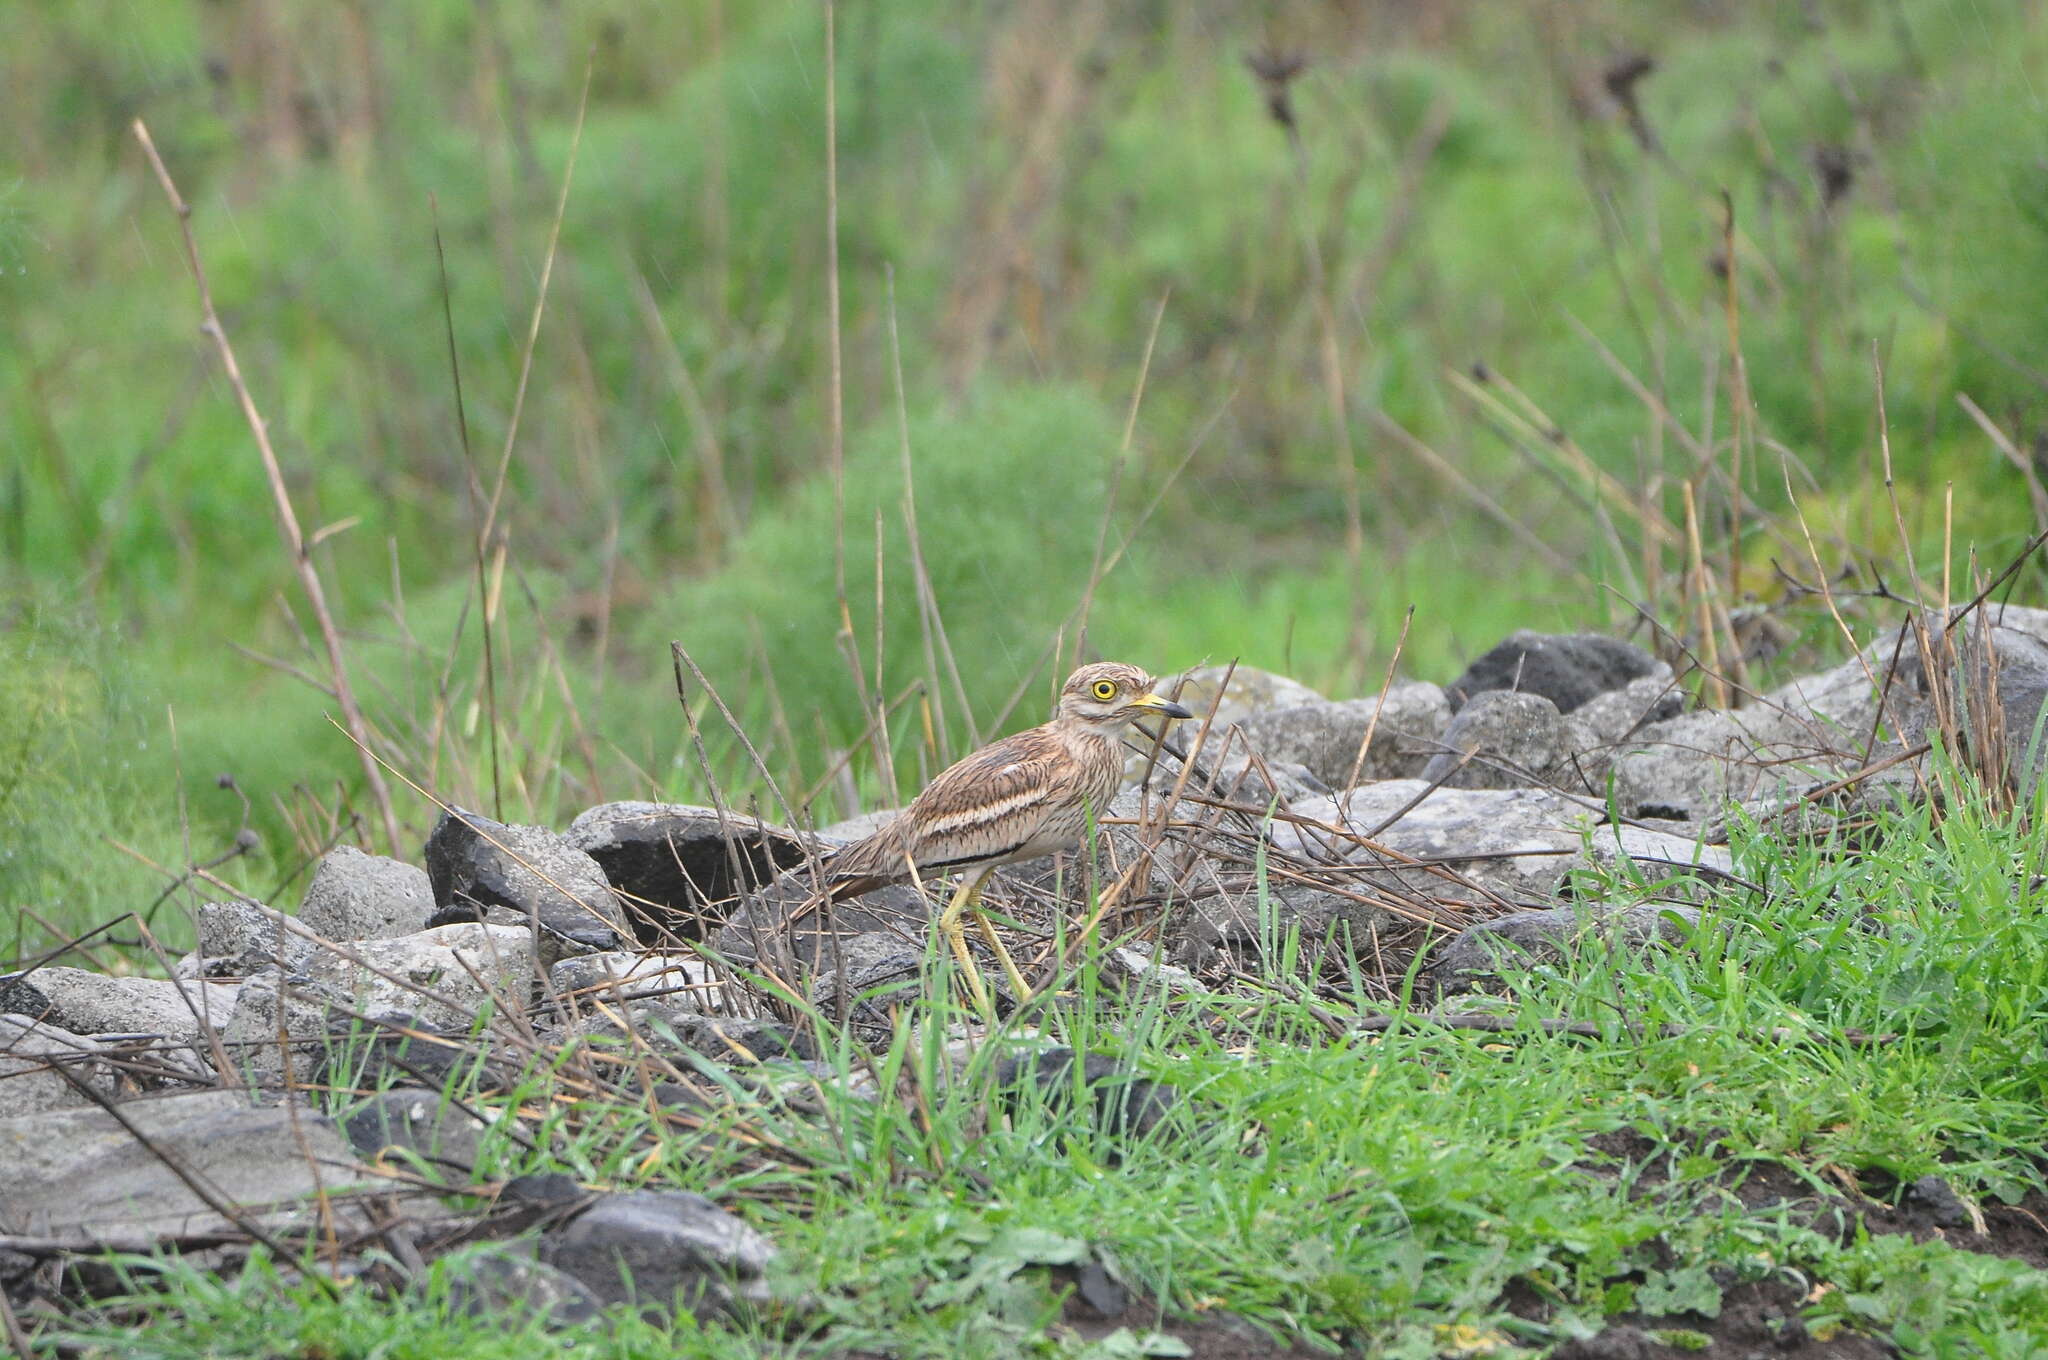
[566,802,813,944]
[441,1243,603,1329]
[650,1080,716,1114]
[1905,1174,1971,1230]
[808,931,924,1026]
[424,809,627,957]
[1430,904,1701,996]
[340,1087,481,1177]
[539,1189,777,1317]
[676,1016,815,1066]
[1445,631,1664,714]
[1073,1260,1130,1318]
[313,1011,473,1096]
[503,1172,591,1211]
[993,1048,1183,1142]
[713,871,927,973]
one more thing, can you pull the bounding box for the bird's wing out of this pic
[896,739,1083,869]
[830,726,1088,882]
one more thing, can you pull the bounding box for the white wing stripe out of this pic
[920,785,1055,839]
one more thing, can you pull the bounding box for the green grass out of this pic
[11,4,2048,1347]
[38,790,2048,1355]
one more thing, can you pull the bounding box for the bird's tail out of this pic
[824,872,891,904]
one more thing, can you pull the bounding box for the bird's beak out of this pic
[1133,691,1195,720]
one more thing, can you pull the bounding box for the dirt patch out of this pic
[1047,1265,1335,1358]
[1580,1126,2048,1269]
[1554,1276,1893,1358]
[1535,1127,2048,1357]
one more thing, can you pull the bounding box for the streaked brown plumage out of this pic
[825,661,1192,1009]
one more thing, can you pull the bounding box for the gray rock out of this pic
[1430,903,1702,995]
[1169,883,1401,971]
[0,1089,369,1240]
[195,900,314,976]
[218,973,352,1087]
[1444,631,1666,714]
[1572,674,1686,746]
[1612,703,1862,823]
[1106,946,1201,994]
[442,1242,604,1328]
[299,847,436,941]
[1899,622,2048,796]
[1274,782,1729,907]
[714,870,926,972]
[0,1015,100,1117]
[1235,683,1451,789]
[1706,618,2048,810]
[301,923,536,1033]
[1981,602,2048,648]
[1764,656,1902,739]
[1120,665,1329,787]
[1136,744,1330,810]
[1420,690,1581,791]
[1170,664,1326,727]
[547,951,720,1012]
[675,1016,814,1066]
[425,810,627,958]
[1568,821,1741,893]
[812,808,900,846]
[539,1189,777,1317]
[808,931,925,1025]
[314,1011,475,1097]
[1905,1174,1972,1231]
[0,968,238,1040]
[992,1049,1185,1143]
[341,1087,482,1178]
[217,975,477,1092]
[565,801,811,943]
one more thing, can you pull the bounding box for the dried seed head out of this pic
[1243,48,1307,132]
[1812,143,1855,208]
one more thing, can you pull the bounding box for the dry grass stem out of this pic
[129,119,402,854]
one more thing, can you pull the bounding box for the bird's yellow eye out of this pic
[1091,679,1118,701]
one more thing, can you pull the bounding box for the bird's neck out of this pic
[1049,715,1127,747]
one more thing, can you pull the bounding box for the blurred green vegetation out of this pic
[4,0,2048,945]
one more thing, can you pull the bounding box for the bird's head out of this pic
[1055,662,1194,731]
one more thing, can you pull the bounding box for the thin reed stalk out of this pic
[130,119,402,854]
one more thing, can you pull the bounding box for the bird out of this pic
[823,661,1193,1014]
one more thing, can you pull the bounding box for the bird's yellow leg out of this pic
[937,867,995,1018]
[968,894,1033,1005]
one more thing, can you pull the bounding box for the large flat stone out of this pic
[0,968,239,1040]
[0,1090,370,1240]
[0,1014,100,1118]
[539,1189,776,1317]
[1275,782,1730,906]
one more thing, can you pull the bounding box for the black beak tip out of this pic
[1159,700,1195,720]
